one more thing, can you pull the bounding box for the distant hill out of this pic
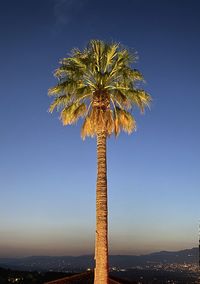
[0,247,198,271]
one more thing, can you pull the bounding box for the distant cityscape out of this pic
[0,247,200,283]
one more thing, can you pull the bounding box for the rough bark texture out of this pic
[94,131,109,284]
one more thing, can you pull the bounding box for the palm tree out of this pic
[48,40,151,284]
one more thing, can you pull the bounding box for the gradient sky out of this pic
[0,0,200,257]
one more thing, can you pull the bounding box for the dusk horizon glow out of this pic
[0,0,200,258]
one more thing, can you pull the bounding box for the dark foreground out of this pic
[0,267,199,283]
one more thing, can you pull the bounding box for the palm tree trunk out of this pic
[94,130,109,284]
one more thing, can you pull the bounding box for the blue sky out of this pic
[0,0,200,257]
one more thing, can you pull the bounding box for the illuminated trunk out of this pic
[94,131,109,284]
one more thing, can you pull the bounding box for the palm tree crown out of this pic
[48,40,151,137]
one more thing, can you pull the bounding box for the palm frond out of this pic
[103,43,119,72]
[48,79,79,96]
[60,103,87,125]
[116,107,136,134]
[127,89,151,112]
[89,40,105,72]
[49,95,70,113]
[81,116,95,139]
[111,90,131,109]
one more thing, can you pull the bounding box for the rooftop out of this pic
[44,271,123,284]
